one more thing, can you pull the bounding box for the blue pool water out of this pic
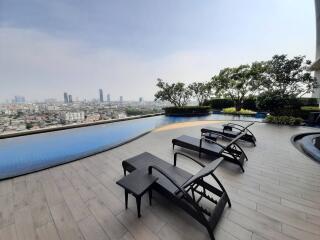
[0,114,262,179]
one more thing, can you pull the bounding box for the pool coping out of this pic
[291,132,320,163]
[0,113,164,139]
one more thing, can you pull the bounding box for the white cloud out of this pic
[0,26,315,102]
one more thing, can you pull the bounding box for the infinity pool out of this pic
[0,114,262,179]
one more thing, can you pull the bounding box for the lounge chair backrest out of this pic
[182,157,224,189]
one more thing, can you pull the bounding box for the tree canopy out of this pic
[188,82,212,106]
[154,54,316,112]
[210,62,265,111]
[260,55,316,98]
[154,79,192,107]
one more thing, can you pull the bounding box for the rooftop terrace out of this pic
[0,121,319,240]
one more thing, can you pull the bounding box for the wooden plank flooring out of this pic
[0,121,320,240]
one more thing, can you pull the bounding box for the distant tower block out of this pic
[14,96,25,103]
[99,89,104,102]
[68,94,73,103]
[120,96,123,104]
[139,97,143,103]
[107,94,111,102]
[64,92,69,103]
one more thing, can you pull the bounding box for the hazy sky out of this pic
[0,0,316,102]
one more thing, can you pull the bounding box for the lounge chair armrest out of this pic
[200,136,226,150]
[174,152,205,167]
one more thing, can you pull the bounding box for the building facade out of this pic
[99,89,104,102]
[61,112,85,122]
[63,92,69,103]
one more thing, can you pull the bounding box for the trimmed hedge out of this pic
[125,108,160,116]
[266,115,303,126]
[164,106,211,116]
[299,98,318,106]
[203,99,234,110]
[204,97,318,119]
[243,98,257,111]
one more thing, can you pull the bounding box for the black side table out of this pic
[116,169,158,218]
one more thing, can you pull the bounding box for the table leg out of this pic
[148,189,152,206]
[136,196,141,218]
[125,190,128,209]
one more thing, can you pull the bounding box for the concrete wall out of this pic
[312,0,320,99]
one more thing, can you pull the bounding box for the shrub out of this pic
[301,106,320,111]
[256,92,318,114]
[222,107,256,115]
[203,99,234,110]
[266,115,303,126]
[164,106,211,116]
[243,98,257,111]
[299,98,318,106]
[257,91,302,112]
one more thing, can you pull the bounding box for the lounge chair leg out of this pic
[211,173,231,207]
[172,144,175,150]
[125,190,128,209]
[136,196,141,218]
[207,229,215,240]
[123,168,127,176]
[148,189,152,206]
[240,164,245,173]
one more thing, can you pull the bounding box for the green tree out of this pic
[26,122,33,130]
[256,55,317,114]
[154,79,192,107]
[260,55,316,98]
[188,82,212,106]
[211,62,265,111]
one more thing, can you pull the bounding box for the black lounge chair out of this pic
[201,122,256,146]
[172,133,248,172]
[122,152,231,240]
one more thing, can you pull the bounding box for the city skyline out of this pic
[0,0,315,102]
[0,90,147,104]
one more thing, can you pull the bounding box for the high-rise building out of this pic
[14,96,25,103]
[99,89,104,102]
[64,92,69,103]
[107,94,111,103]
[120,96,123,104]
[68,94,73,103]
[139,97,143,103]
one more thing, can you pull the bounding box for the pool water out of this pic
[0,114,262,179]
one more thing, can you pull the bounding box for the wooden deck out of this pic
[0,121,319,240]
